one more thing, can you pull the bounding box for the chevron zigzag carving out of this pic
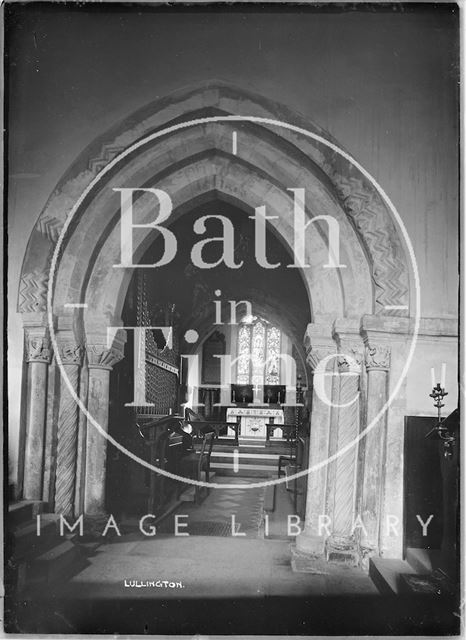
[18,269,48,313]
[37,215,65,244]
[330,172,409,312]
[27,114,410,317]
[88,144,124,174]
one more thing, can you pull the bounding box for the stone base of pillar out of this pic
[359,546,377,573]
[325,535,360,567]
[295,531,326,557]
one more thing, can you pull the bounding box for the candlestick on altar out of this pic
[431,367,436,389]
[429,382,448,422]
[441,362,447,389]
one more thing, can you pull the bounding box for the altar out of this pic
[226,407,284,440]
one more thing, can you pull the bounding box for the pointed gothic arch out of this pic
[16,83,414,561]
[19,82,410,321]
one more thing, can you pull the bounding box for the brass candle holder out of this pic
[427,383,455,457]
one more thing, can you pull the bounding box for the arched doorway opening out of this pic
[16,82,412,563]
[106,197,312,518]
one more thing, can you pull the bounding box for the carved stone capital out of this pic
[57,342,84,366]
[86,344,124,370]
[333,319,364,374]
[364,344,391,372]
[86,326,126,371]
[304,319,336,372]
[307,344,336,372]
[54,329,84,366]
[25,330,52,364]
[86,344,123,371]
[336,343,363,373]
[86,330,126,370]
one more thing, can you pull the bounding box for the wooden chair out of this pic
[180,431,215,503]
[184,407,240,446]
[280,437,307,512]
[278,431,301,477]
[136,413,185,514]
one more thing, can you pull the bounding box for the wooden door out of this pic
[403,416,443,554]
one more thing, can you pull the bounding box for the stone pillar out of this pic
[360,315,410,566]
[296,320,335,556]
[359,336,391,556]
[22,322,52,500]
[84,332,125,516]
[54,331,83,516]
[74,362,89,515]
[325,319,363,564]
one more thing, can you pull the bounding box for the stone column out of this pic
[84,333,125,516]
[325,319,363,564]
[296,320,335,556]
[22,323,52,500]
[359,330,391,556]
[361,314,412,559]
[54,331,83,516]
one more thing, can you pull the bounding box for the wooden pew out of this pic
[136,413,188,514]
[184,408,241,446]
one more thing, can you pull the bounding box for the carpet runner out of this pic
[161,477,265,537]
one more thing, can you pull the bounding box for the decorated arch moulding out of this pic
[18,82,410,323]
[80,167,365,328]
[51,131,371,320]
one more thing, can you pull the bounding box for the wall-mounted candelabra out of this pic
[426,363,455,457]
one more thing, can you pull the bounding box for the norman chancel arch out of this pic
[18,83,415,567]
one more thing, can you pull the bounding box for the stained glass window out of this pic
[251,321,266,387]
[237,324,251,384]
[236,318,281,385]
[266,326,281,384]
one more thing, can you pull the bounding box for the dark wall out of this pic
[7,4,459,317]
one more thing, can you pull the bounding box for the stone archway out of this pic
[17,82,412,563]
[19,82,409,318]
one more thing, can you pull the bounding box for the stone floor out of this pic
[56,535,378,600]
[10,479,459,635]
[52,477,377,600]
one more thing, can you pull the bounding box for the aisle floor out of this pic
[57,477,377,600]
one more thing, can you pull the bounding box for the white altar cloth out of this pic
[226,407,284,439]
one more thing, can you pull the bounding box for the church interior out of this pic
[5,4,460,635]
